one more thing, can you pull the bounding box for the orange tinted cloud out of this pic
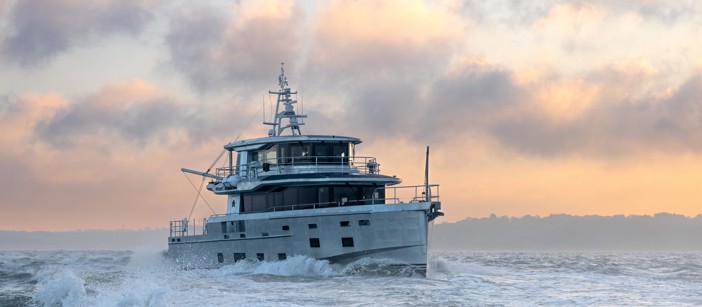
[0,80,231,230]
[312,0,463,75]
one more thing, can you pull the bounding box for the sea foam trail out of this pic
[207,255,337,277]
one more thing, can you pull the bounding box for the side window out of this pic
[234,253,246,262]
[341,237,354,247]
[309,238,320,248]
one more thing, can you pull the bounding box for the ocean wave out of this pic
[1,251,700,306]
[32,270,88,307]
[207,255,337,277]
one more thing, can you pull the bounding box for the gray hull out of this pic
[168,203,434,273]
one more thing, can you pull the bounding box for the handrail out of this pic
[215,155,381,179]
[208,184,439,217]
[378,184,440,205]
[169,218,207,237]
[171,184,440,237]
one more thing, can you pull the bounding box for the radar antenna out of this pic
[264,63,307,136]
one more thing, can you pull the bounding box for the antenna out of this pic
[424,146,431,201]
[264,62,307,136]
[278,62,288,89]
[262,95,265,123]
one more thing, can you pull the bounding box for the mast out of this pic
[264,63,307,136]
[425,146,431,201]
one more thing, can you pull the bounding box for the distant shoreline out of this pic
[433,213,702,251]
[2,213,701,251]
[0,229,168,251]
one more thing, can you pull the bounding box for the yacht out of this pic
[168,64,443,274]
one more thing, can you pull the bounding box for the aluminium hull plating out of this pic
[167,203,434,274]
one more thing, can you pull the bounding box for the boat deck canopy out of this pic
[225,135,361,151]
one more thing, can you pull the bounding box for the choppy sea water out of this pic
[1,251,700,306]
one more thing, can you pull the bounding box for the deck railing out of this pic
[169,218,207,237]
[201,183,440,219]
[169,183,440,237]
[215,156,381,180]
[380,184,440,205]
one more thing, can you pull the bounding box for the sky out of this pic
[1,0,701,231]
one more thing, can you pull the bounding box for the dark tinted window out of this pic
[283,188,298,206]
[313,144,328,157]
[282,225,290,231]
[234,253,246,262]
[318,187,330,204]
[340,221,350,227]
[278,253,287,260]
[308,223,317,229]
[358,220,370,226]
[251,194,266,212]
[256,253,264,261]
[341,237,354,247]
[299,187,316,205]
[309,238,320,248]
[217,253,224,263]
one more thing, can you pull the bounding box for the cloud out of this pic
[0,81,237,230]
[0,0,13,14]
[0,0,157,66]
[327,52,702,158]
[165,1,301,92]
[473,67,702,157]
[329,57,521,145]
[310,0,463,79]
[28,80,247,150]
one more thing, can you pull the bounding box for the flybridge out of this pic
[263,63,307,137]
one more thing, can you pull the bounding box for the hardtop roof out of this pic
[225,134,362,151]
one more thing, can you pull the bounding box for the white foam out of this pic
[115,287,167,307]
[209,255,337,277]
[33,270,89,307]
[427,254,512,281]
[341,257,419,277]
